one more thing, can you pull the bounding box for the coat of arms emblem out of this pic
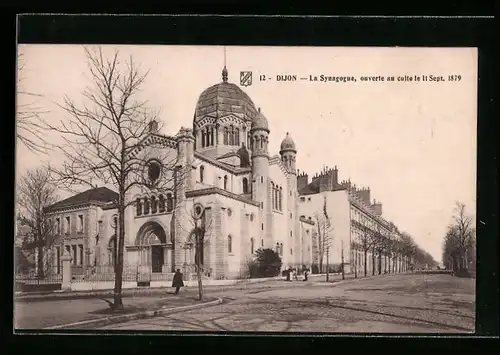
[240,71,252,87]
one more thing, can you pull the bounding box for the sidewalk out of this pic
[15,292,216,329]
[15,276,284,302]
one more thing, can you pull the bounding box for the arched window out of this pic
[151,196,157,213]
[224,127,228,145]
[143,197,150,214]
[235,128,240,146]
[200,165,204,183]
[242,177,249,194]
[279,187,283,211]
[224,175,228,190]
[247,132,252,149]
[136,198,142,216]
[271,182,275,209]
[166,193,174,212]
[228,235,232,253]
[260,135,264,149]
[210,126,214,146]
[280,243,284,256]
[202,130,206,148]
[228,126,234,145]
[250,238,255,254]
[274,186,279,210]
[159,195,165,213]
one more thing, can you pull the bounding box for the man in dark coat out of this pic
[172,269,184,295]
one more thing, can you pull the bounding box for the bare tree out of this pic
[45,46,187,309]
[16,167,59,278]
[399,232,418,271]
[178,201,214,301]
[356,225,377,277]
[314,195,333,276]
[373,231,392,275]
[442,202,475,273]
[16,53,49,154]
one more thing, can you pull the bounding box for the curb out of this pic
[43,297,223,330]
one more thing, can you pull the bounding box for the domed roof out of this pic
[251,108,269,131]
[280,132,296,152]
[194,68,259,123]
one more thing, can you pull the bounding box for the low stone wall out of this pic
[66,275,279,292]
[71,281,138,292]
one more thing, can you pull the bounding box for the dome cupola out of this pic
[280,132,296,153]
[251,108,269,132]
[193,67,259,123]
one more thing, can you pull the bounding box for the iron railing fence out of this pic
[15,271,63,285]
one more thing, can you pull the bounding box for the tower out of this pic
[250,108,271,246]
[280,132,297,174]
[280,132,299,268]
[250,108,270,202]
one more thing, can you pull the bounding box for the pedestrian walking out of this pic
[293,268,299,281]
[303,269,309,281]
[172,269,184,295]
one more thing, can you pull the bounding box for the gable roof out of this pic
[298,179,345,196]
[46,187,118,212]
[195,151,251,175]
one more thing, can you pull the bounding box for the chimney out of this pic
[297,172,309,191]
[358,187,371,204]
[372,198,382,216]
[319,169,336,193]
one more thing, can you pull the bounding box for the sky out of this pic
[16,44,477,262]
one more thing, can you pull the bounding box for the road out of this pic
[99,273,475,333]
[15,294,207,329]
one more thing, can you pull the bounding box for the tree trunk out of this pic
[363,250,367,277]
[196,238,203,301]
[341,242,345,280]
[197,262,203,301]
[37,244,45,278]
[354,250,358,278]
[326,247,329,282]
[378,251,382,275]
[372,248,376,276]
[113,204,125,310]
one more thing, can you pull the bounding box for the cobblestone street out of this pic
[99,274,475,333]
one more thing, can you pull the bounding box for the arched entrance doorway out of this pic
[136,221,168,273]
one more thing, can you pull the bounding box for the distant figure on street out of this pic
[172,269,184,295]
[293,268,299,281]
[286,267,292,281]
[303,269,309,281]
